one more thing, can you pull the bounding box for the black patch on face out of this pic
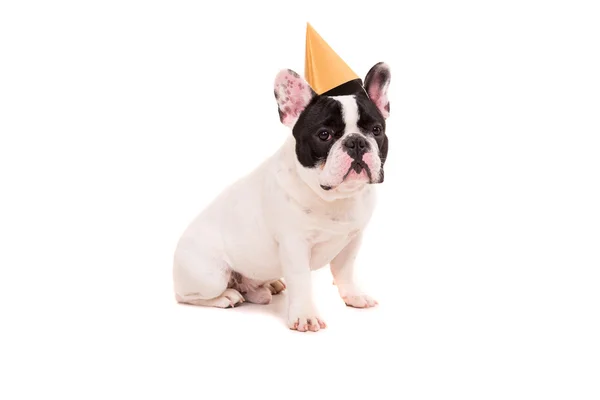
[293,90,389,183]
[292,96,345,168]
[355,92,388,166]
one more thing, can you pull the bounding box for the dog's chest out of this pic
[301,202,369,270]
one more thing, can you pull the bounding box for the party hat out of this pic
[304,23,364,96]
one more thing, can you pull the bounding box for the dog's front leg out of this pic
[279,238,326,332]
[331,233,378,308]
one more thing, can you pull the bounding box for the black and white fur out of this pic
[173,62,392,332]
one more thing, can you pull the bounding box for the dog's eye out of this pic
[317,129,332,141]
[372,125,383,136]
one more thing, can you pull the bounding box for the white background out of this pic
[1,1,599,399]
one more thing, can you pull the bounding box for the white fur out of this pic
[333,95,360,130]
[173,96,381,332]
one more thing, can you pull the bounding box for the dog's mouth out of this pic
[320,161,373,191]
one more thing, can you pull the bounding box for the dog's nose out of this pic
[343,135,368,159]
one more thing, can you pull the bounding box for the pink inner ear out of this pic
[275,70,312,126]
[368,77,389,118]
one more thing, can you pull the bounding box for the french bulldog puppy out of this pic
[173,62,391,332]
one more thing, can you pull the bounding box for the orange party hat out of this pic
[304,23,363,96]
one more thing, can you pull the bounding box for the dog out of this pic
[173,62,391,332]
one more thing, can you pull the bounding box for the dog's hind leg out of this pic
[175,288,245,308]
[228,272,272,305]
[173,252,244,308]
[266,279,286,295]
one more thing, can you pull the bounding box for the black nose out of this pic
[343,135,368,159]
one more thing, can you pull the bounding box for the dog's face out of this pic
[274,63,391,199]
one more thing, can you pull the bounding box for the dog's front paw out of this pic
[288,305,327,332]
[337,284,378,308]
[342,294,378,308]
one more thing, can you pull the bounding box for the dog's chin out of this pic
[319,163,381,192]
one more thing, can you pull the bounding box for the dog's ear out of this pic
[364,62,391,119]
[274,69,316,128]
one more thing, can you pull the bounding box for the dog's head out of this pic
[274,63,391,199]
